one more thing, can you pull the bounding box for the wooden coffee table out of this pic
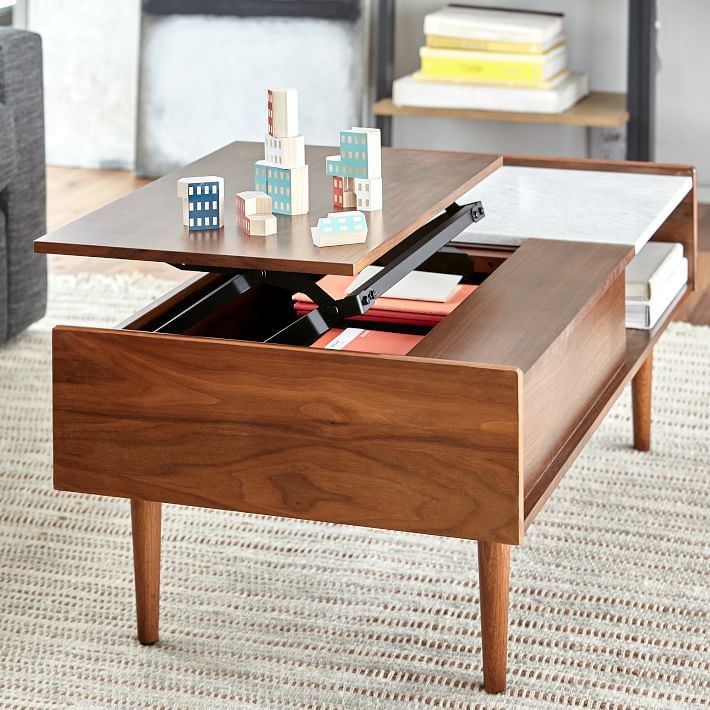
[35,142,697,694]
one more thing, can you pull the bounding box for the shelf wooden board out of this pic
[373,91,629,128]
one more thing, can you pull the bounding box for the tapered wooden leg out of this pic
[131,499,161,645]
[478,541,510,693]
[632,351,653,451]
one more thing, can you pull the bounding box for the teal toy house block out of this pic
[311,209,368,247]
[338,128,381,179]
[265,164,309,215]
[319,210,367,236]
[326,155,345,177]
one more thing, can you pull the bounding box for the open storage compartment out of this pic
[51,237,632,546]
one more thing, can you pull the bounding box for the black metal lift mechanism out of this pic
[163,200,484,346]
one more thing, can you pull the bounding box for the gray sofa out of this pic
[0,29,46,345]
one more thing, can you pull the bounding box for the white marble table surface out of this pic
[454,166,693,252]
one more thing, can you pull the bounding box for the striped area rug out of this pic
[0,274,708,708]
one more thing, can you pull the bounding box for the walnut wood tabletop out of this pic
[35,142,501,276]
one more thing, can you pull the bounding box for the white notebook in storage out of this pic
[626,256,688,330]
[625,242,684,300]
[345,266,462,302]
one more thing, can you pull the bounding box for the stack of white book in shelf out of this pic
[392,4,589,114]
[625,242,688,330]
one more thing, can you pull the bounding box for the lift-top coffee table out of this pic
[35,143,697,693]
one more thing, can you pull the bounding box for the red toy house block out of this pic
[332,176,356,209]
[267,89,274,136]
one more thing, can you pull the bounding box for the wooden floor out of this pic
[47,167,182,282]
[46,166,710,325]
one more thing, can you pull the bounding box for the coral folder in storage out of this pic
[311,327,423,355]
[293,275,477,326]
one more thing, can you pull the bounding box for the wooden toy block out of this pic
[268,88,299,138]
[238,212,277,237]
[264,133,305,168]
[311,210,368,247]
[236,190,277,236]
[177,176,225,230]
[332,176,356,209]
[339,127,382,179]
[247,214,278,237]
[236,190,272,218]
[266,164,309,215]
[353,177,383,211]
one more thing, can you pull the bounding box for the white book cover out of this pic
[345,265,462,302]
[625,241,684,300]
[393,72,588,114]
[626,257,688,330]
[423,6,564,44]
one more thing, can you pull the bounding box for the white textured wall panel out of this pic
[137,15,366,176]
[28,0,141,168]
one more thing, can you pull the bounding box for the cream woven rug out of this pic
[0,274,708,709]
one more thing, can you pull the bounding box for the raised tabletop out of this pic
[35,142,501,276]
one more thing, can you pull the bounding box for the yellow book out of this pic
[426,34,564,55]
[419,45,566,85]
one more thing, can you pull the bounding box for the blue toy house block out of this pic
[186,180,221,231]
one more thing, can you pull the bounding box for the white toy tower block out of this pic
[325,127,383,211]
[353,176,383,212]
[268,88,299,137]
[255,88,309,216]
[236,190,277,236]
[311,210,368,248]
[177,176,224,231]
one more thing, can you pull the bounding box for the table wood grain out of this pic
[36,142,501,276]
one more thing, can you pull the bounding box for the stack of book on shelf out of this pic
[392,4,589,114]
[625,242,688,330]
[294,267,477,354]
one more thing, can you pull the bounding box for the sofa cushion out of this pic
[0,207,9,343]
[0,100,16,193]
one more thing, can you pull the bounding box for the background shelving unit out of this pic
[373,0,655,161]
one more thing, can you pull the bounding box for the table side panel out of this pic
[52,327,523,544]
[410,239,632,371]
[523,273,627,488]
[651,179,698,289]
[410,240,631,491]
